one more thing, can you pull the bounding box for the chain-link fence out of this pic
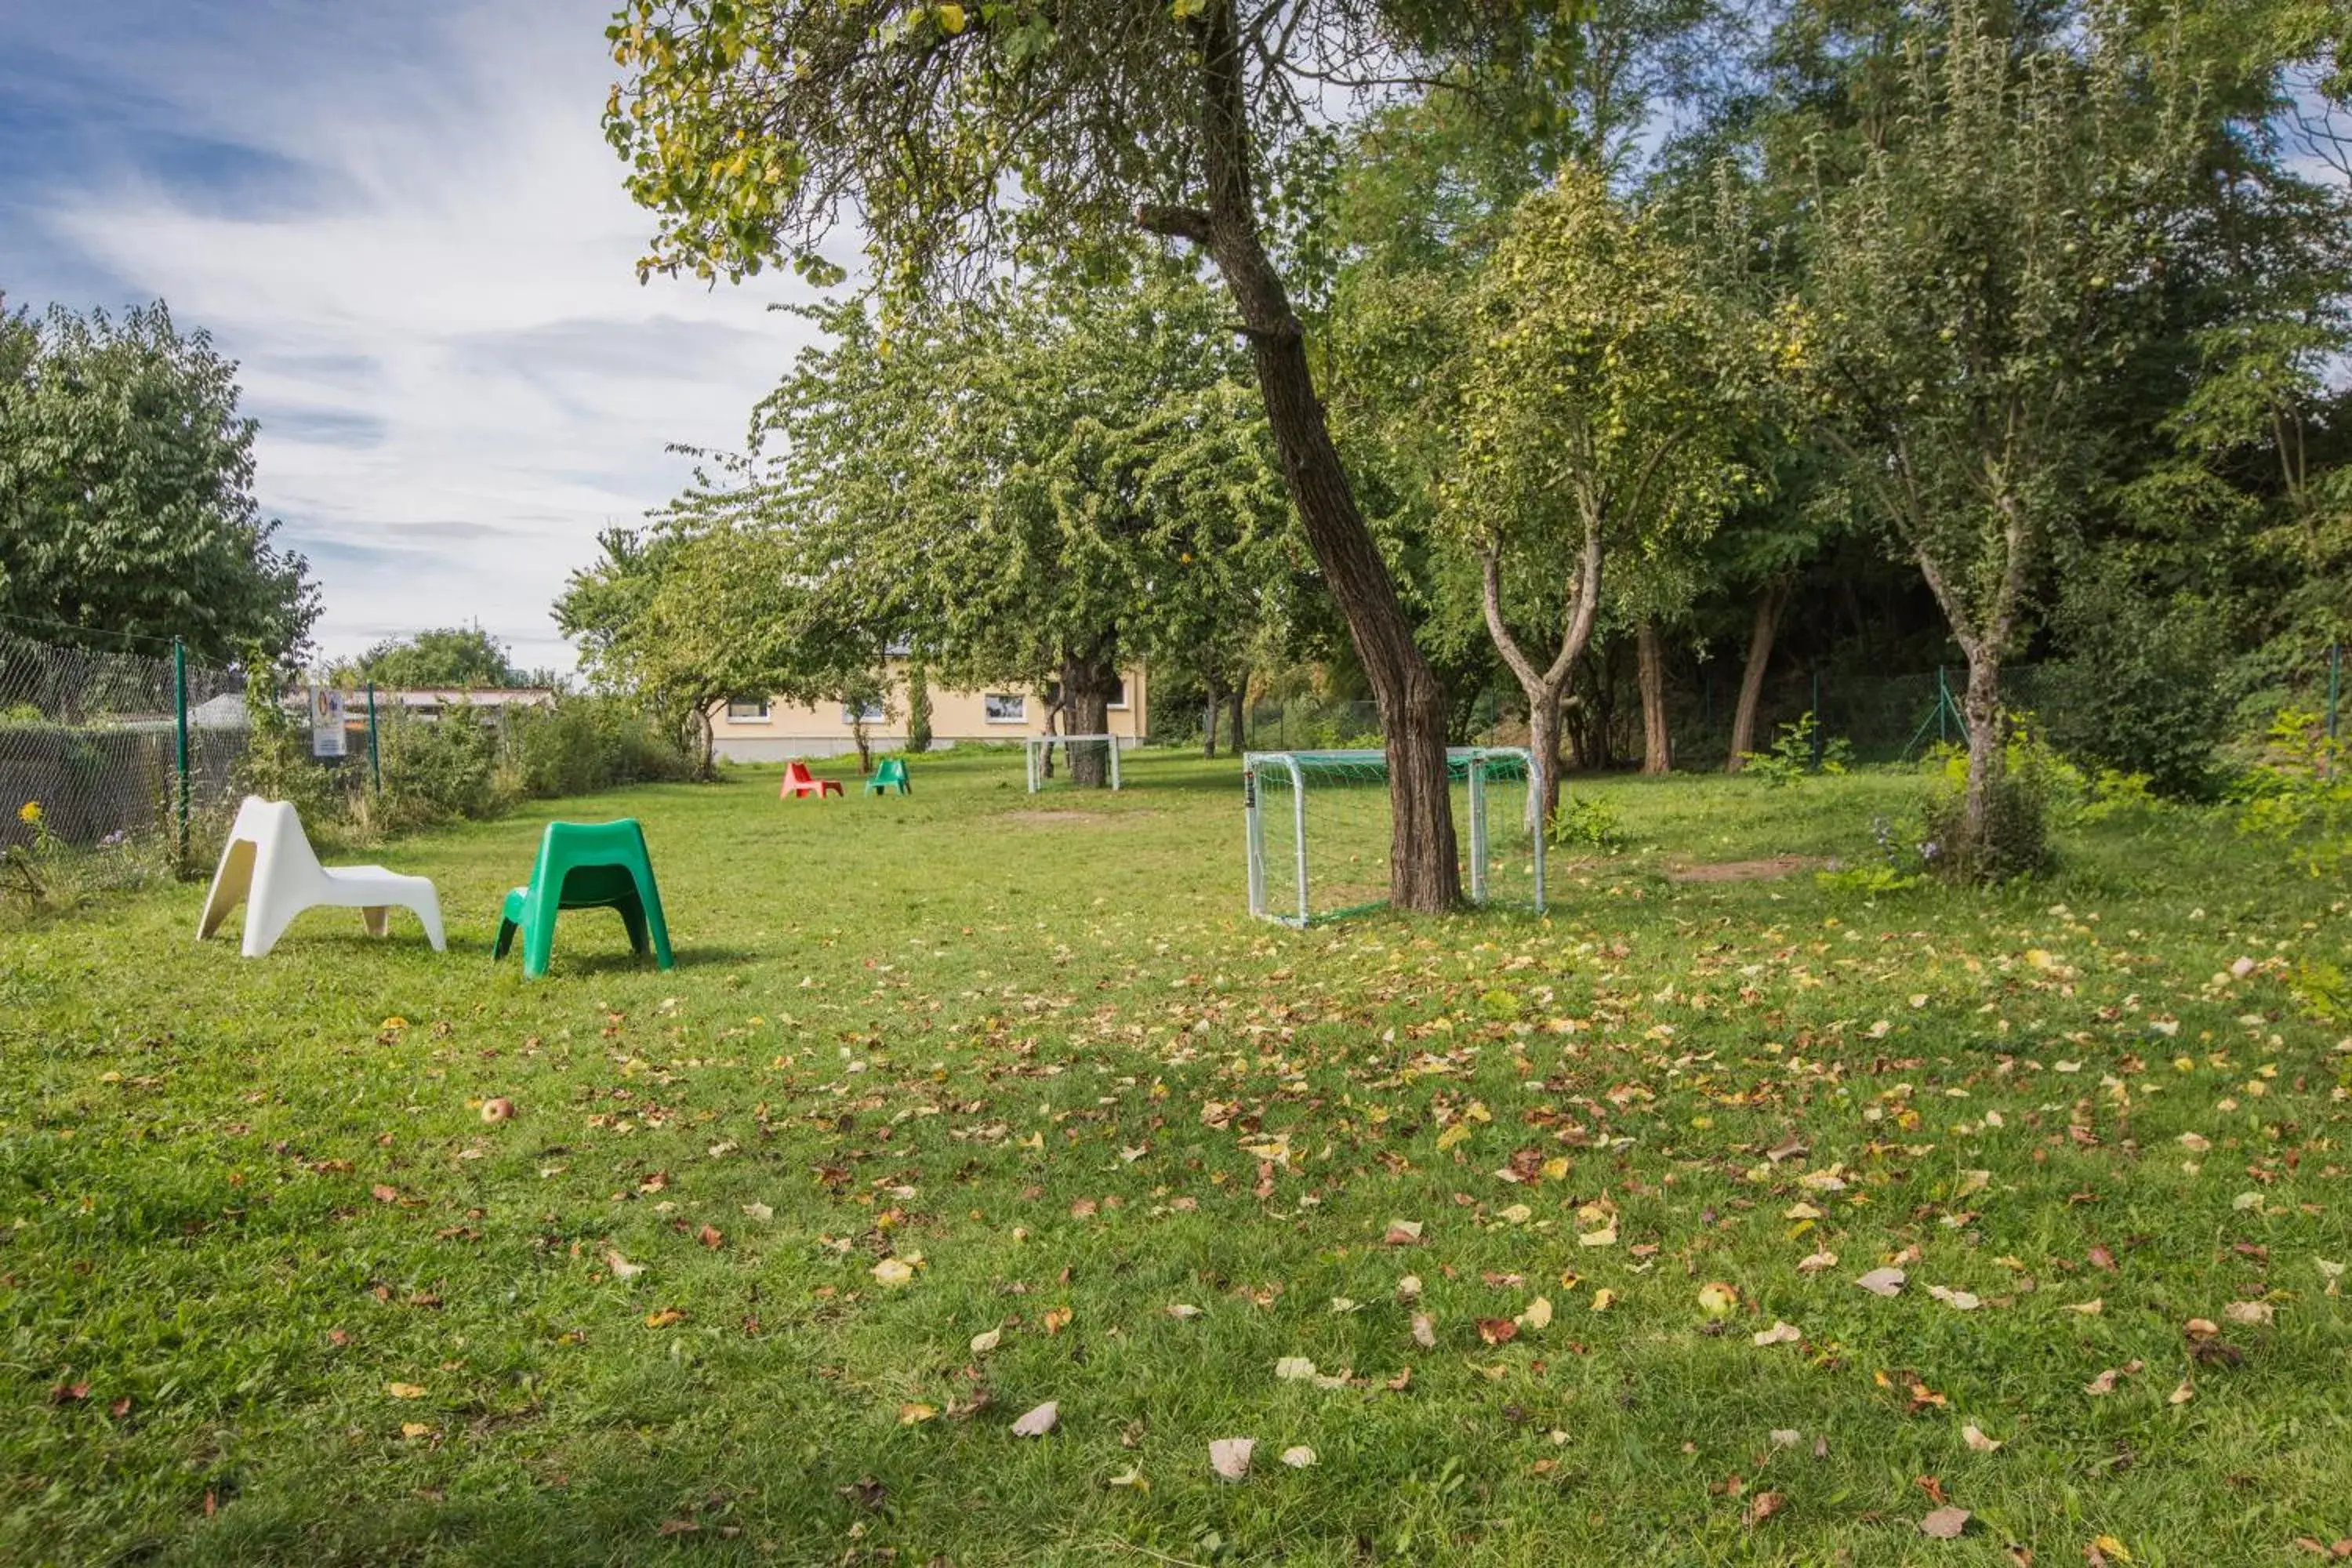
[0,622,250,893]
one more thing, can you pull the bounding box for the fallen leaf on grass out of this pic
[970,1329,1002,1355]
[1590,1289,1617,1312]
[2089,1534,2132,1563]
[400,1421,434,1439]
[371,1185,399,1204]
[1477,1318,1519,1346]
[1962,1423,2003,1453]
[1011,1401,1058,1438]
[2224,1300,2274,1327]
[1396,1275,1422,1301]
[2083,1359,2143,1396]
[1209,1437,1254,1482]
[696,1225,724,1250]
[1744,1490,1786,1527]
[1275,1356,1319,1381]
[1384,1219,1424,1247]
[1797,1251,1838,1274]
[644,1308,685,1328]
[1857,1267,1907,1298]
[1698,1282,1741,1318]
[1518,1297,1553,1330]
[1919,1506,1973,1539]
[1926,1285,1983,1312]
[1108,1467,1148,1491]
[740,1203,773,1222]
[385,1382,426,1399]
[1164,1304,1202,1319]
[1411,1315,1437,1348]
[1753,1321,1802,1347]
[2178,1132,2211,1153]
[872,1258,915,1287]
[1577,1224,1618,1248]
[899,1403,938,1425]
[1043,1305,1073,1334]
[2064,1299,2103,1316]
[2169,1377,2195,1405]
[1280,1446,1316,1469]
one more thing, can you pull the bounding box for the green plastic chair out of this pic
[864,757,911,795]
[493,819,673,980]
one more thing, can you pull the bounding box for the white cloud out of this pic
[16,0,843,671]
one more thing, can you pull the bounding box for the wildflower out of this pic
[16,801,39,826]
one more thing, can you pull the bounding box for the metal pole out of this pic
[1290,756,1309,927]
[1109,735,1121,792]
[1937,666,1950,748]
[366,682,382,792]
[172,637,191,869]
[2330,644,2340,744]
[1810,670,1824,769]
[1243,760,1265,919]
[1467,753,1489,906]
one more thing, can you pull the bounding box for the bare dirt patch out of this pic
[1666,855,1835,884]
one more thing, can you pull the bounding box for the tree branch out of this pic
[1134,204,1216,246]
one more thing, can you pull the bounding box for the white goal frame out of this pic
[1025,733,1123,793]
[1243,746,1545,927]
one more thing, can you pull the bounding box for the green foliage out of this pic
[1547,793,1624,852]
[904,656,933,754]
[0,296,319,662]
[2044,566,2234,799]
[234,669,347,831]
[2234,707,2352,874]
[339,625,532,690]
[1743,712,1850,786]
[500,696,694,800]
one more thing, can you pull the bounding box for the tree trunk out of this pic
[1637,623,1672,776]
[1202,684,1221,759]
[1061,647,1117,788]
[1726,583,1784,772]
[852,720,873,776]
[1960,645,2005,848]
[1138,0,1457,911]
[1228,681,1248,758]
[1527,684,1564,829]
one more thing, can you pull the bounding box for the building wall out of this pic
[709,661,1148,761]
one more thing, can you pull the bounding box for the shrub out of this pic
[2043,575,2231,799]
[1548,794,1624,852]
[2234,707,2352,875]
[1743,712,1851,787]
[369,703,504,833]
[503,696,692,800]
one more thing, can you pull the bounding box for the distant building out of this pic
[708,659,1148,762]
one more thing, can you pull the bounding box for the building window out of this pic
[726,699,771,722]
[984,692,1027,724]
[841,697,886,724]
[1107,676,1129,710]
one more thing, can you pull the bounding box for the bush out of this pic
[502,696,693,799]
[368,703,504,833]
[2234,707,2352,875]
[1743,712,1852,787]
[2044,572,2231,798]
[1548,794,1624,852]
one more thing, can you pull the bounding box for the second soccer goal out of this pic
[1242,747,1546,926]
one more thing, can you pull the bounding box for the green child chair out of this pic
[865,757,911,795]
[493,818,673,980]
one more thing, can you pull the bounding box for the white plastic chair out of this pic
[198,797,446,957]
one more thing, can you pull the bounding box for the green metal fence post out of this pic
[366,682,383,792]
[1810,670,1824,769]
[2329,644,2340,745]
[172,637,191,873]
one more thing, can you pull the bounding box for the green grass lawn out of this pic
[3,749,2348,1566]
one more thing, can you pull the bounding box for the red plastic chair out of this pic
[779,760,843,799]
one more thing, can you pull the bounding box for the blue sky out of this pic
[0,0,833,672]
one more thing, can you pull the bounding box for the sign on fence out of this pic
[309,686,347,759]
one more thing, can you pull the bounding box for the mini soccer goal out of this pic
[1243,746,1547,926]
[1025,733,1123,793]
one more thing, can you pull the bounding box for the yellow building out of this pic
[707,660,1148,761]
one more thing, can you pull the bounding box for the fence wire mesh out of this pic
[0,623,249,894]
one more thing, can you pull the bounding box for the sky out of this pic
[0,0,839,673]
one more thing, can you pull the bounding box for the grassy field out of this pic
[2,748,2347,1566]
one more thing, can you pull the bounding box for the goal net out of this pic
[1243,747,1546,926]
[1025,733,1122,792]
